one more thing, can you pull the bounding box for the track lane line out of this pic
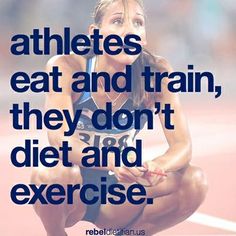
[188,212,236,233]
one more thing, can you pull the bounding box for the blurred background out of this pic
[1,0,236,235]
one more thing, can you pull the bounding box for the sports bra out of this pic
[73,56,147,151]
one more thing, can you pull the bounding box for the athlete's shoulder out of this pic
[46,53,87,72]
[45,54,88,94]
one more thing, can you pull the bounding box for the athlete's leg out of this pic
[94,165,207,235]
[94,167,183,228]
[30,160,87,236]
[126,165,208,235]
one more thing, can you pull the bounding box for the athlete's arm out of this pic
[45,54,89,166]
[45,55,116,169]
[151,56,192,172]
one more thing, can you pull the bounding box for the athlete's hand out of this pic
[136,161,167,186]
[109,153,146,183]
[112,165,146,183]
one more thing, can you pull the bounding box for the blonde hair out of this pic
[93,0,145,26]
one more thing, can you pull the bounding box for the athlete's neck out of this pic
[96,55,126,74]
[95,55,127,89]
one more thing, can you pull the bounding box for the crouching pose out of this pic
[31,0,208,235]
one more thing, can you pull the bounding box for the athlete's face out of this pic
[90,0,147,66]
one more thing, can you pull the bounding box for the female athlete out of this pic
[31,0,208,235]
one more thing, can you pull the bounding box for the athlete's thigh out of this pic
[145,170,183,198]
[94,172,182,229]
[94,181,146,228]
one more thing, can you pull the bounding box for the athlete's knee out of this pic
[30,159,83,186]
[187,166,208,197]
[180,166,208,211]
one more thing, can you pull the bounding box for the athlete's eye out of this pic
[134,19,144,27]
[112,18,124,25]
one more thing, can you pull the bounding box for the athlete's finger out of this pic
[118,167,137,182]
[123,166,144,177]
